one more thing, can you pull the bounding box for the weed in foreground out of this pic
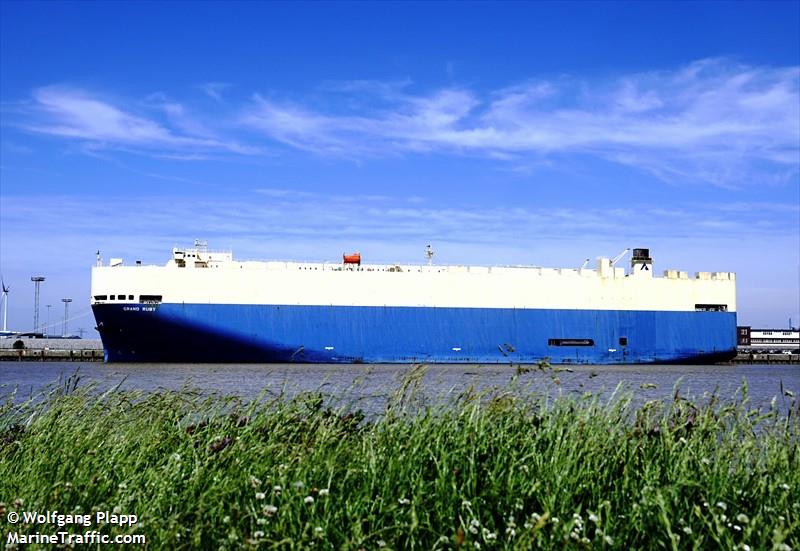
[0,373,798,549]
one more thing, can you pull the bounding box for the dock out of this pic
[732,352,799,364]
[0,338,104,361]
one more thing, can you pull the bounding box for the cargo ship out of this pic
[90,243,737,364]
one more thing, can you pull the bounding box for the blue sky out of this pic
[1,1,798,335]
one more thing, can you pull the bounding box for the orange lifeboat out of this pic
[343,252,361,266]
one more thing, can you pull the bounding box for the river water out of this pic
[1,362,798,415]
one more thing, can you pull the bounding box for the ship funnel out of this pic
[631,248,653,277]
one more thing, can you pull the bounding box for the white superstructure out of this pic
[91,244,736,313]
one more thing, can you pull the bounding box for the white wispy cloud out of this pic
[22,86,259,157]
[11,58,800,184]
[240,58,799,185]
[3,190,795,259]
[198,82,233,102]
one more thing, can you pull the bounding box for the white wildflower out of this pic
[701,458,711,465]
[470,519,480,528]
[474,543,481,550]
[780,483,790,491]
[315,526,323,534]
[255,492,266,500]
[736,513,749,524]
[257,518,266,525]
[734,525,742,531]
[589,513,599,523]
[253,530,264,539]
[716,502,727,511]
[377,540,386,548]
[462,500,472,508]
[604,535,614,545]
[398,497,411,506]
[682,526,692,535]
[222,516,230,524]
[264,505,278,516]
[739,545,751,551]
[679,437,688,444]
[249,476,261,488]
[117,483,127,490]
[304,496,314,504]
[293,481,304,489]
[318,488,330,497]
[273,485,282,492]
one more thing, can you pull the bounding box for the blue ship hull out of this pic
[92,303,737,364]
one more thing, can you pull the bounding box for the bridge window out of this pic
[93,295,107,300]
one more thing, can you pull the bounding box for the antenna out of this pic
[31,276,45,333]
[425,245,434,266]
[1,278,8,332]
[45,305,52,338]
[611,248,631,266]
[62,298,73,337]
[580,258,590,270]
[96,250,103,267]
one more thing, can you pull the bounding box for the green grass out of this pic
[0,369,798,550]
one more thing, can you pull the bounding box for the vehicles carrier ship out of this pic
[90,244,737,364]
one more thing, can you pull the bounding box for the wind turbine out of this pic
[1,278,9,333]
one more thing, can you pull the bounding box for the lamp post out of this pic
[45,304,52,338]
[31,276,45,333]
[62,298,72,337]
